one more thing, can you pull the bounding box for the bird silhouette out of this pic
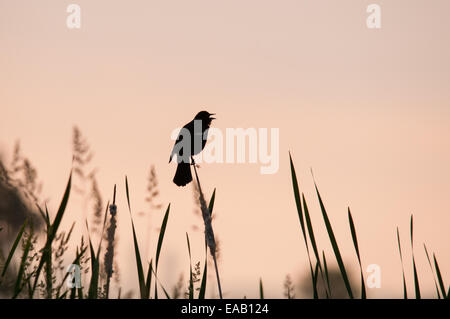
[169,111,216,186]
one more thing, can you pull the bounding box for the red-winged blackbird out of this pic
[169,111,216,186]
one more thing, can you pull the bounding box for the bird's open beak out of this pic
[209,113,216,120]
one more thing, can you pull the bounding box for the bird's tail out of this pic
[173,162,192,187]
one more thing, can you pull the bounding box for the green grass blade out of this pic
[125,176,147,299]
[125,176,131,211]
[433,254,447,299]
[348,208,366,299]
[151,267,171,299]
[314,182,353,299]
[198,258,208,299]
[1,219,28,278]
[36,204,50,228]
[25,271,34,298]
[359,270,366,299]
[302,193,327,297]
[423,244,441,298]
[348,208,361,262]
[412,262,420,299]
[145,260,153,299]
[49,172,72,241]
[96,200,110,258]
[156,205,170,267]
[58,291,68,299]
[13,226,33,298]
[186,232,194,299]
[410,215,421,299]
[70,288,76,299]
[131,219,146,298]
[154,204,170,299]
[77,285,84,299]
[289,153,307,245]
[87,236,99,299]
[313,262,320,298]
[259,278,264,299]
[208,188,216,216]
[32,171,72,296]
[44,205,50,227]
[302,194,321,267]
[396,227,408,299]
[322,251,331,298]
[289,154,318,298]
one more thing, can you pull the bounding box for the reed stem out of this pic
[192,158,223,299]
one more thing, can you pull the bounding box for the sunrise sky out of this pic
[1,0,449,298]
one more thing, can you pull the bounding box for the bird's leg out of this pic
[191,156,200,168]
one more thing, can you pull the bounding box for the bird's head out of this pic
[194,111,216,126]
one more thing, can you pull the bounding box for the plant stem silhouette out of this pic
[191,158,222,299]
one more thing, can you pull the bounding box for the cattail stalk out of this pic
[104,186,117,299]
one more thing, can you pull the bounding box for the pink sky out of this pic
[1,0,449,298]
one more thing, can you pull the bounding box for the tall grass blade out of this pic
[348,208,366,299]
[433,254,447,299]
[44,205,50,227]
[288,153,318,298]
[97,201,110,256]
[314,182,353,299]
[151,267,171,299]
[49,173,72,240]
[156,204,171,269]
[302,194,321,268]
[396,227,408,299]
[145,260,153,299]
[87,235,99,299]
[36,204,46,226]
[289,153,307,245]
[208,188,216,215]
[198,259,208,299]
[412,259,420,299]
[58,291,68,299]
[131,219,146,298]
[423,244,441,298]
[322,251,331,298]
[1,219,28,278]
[302,193,327,297]
[77,285,84,299]
[313,261,320,298]
[154,204,170,299]
[125,176,147,299]
[86,199,110,297]
[186,232,194,299]
[32,171,72,297]
[259,278,264,299]
[12,225,33,298]
[410,215,421,299]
